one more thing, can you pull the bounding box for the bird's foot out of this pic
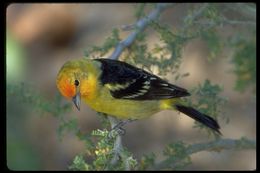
[108,119,136,139]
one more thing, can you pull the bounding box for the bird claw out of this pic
[116,127,126,136]
[108,127,126,139]
[107,119,136,139]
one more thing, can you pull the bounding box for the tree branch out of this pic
[225,3,256,20]
[186,138,256,154]
[106,3,175,170]
[193,18,256,27]
[155,138,256,169]
[107,116,124,165]
[180,3,210,37]
[183,3,209,29]
[221,18,256,26]
[109,3,174,60]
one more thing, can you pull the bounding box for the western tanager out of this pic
[56,58,221,134]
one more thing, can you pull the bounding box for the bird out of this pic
[56,58,221,134]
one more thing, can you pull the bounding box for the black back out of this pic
[95,58,190,100]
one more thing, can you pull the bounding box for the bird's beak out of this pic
[72,92,81,111]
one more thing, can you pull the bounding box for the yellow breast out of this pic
[82,85,161,119]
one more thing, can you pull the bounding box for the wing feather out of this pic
[95,59,190,100]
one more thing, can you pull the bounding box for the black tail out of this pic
[175,104,221,135]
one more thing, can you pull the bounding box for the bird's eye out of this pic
[74,79,79,86]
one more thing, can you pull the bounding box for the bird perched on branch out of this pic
[56,58,221,134]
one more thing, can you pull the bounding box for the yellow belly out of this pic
[82,88,161,119]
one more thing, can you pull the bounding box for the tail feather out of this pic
[175,104,221,135]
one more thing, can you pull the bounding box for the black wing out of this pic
[95,58,190,100]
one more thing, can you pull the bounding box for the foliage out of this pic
[70,129,138,170]
[230,33,256,92]
[139,152,156,170]
[7,83,71,117]
[7,82,73,142]
[201,29,222,61]
[161,141,192,170]
[134,3,147,19]
[68,155,89,170]
[130,20,186,76]
[183,79,228,138]
[84,28,121,58]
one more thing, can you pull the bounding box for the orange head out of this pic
[56,58,99,110]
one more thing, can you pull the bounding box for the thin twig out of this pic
[107,116,123,164]
[180,3,210,37]
[221,18,256,26]
[225,3,256,20]
[183,3,210,29]
[155,138,256,169]
[109,3,174,60]
[108,116,131,170]
[193,18,256,27]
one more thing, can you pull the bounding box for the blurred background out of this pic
[6,3,256,170]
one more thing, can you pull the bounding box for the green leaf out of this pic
[69,155,91,170]
[134,3,146,19]
[185,79,228,137]
[201,29,221,61]
[140,153,156,170]
[57,119,78,140]
[230,36,256,92]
